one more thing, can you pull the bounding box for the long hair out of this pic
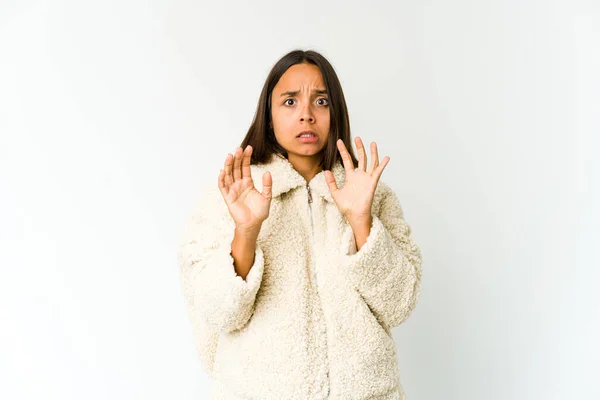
[240,49,359,171]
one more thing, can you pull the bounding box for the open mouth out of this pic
[297,130,317,138]
[297,133,318,143]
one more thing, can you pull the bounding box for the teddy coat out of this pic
[178,152,423,399]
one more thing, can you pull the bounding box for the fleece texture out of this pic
[178,153,423,399]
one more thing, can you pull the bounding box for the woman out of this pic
[178,49,423,399]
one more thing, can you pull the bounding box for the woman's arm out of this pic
[339,182,423,330]
[231,225,262,280]
[179,186,265,334]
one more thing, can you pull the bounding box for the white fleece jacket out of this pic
[178,153,423,399]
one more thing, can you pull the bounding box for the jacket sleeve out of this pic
[339,182,422,330]
[178,185,265,338]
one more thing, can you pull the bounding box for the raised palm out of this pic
[325,137,390,220]
[218,145,272,231]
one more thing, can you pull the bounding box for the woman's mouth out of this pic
[297,131,318,143]
[297,133,318,143]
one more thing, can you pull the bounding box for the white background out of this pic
[1,0,598,399]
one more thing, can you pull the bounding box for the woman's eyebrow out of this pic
[280,89,328,97]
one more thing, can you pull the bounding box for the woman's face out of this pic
[270,63,330,163]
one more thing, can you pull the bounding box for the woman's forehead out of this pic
[274,64,325,94]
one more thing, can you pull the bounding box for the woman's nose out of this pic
[300,105,314,122]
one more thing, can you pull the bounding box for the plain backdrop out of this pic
[1,0,598,399]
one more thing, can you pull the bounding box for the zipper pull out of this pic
[307,184,312,203]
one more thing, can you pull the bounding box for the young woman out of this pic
[178,49,423,400]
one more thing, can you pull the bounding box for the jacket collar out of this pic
[250,153,346,203]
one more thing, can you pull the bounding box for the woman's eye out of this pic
[284,98,329,106]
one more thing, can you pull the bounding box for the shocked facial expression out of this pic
[270,63,330,159]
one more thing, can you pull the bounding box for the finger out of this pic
[218,168,229,199]
[261,171,272,199]
[373,156,390,183]
[233,147,242,181]
[242,145,252,179]
[223,153,234,187]
[337,139,355,172]
[369,142,379,175]
[355,136,367,171]
[218,168,225,189]
[324,169,338,196]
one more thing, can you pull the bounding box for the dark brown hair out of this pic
[240,49,359,171]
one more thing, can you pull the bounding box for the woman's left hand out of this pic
[324,137,390,224]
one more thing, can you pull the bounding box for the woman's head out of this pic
[241,49,358,171]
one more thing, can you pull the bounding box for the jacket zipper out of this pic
[306,183,330,397]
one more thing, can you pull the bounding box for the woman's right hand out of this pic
[218,145,272,232]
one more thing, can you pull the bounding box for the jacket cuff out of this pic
[203,240,264,288]
[187,242,265,333]
[339,216,396,290]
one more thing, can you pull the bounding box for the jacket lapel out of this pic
[250,153,346,203]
